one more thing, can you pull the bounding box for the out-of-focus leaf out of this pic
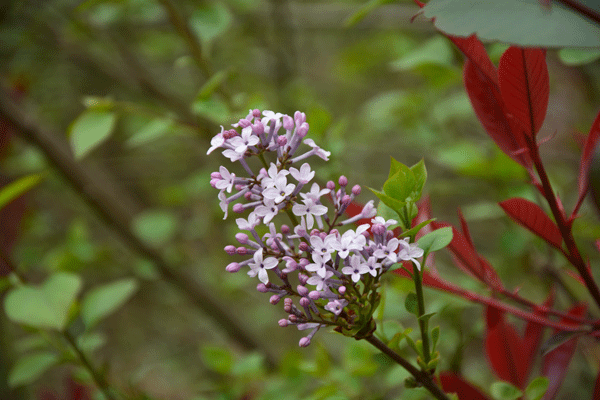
[200,345,234,374]
[131,210,178,247]
[344,341,377,376]
[405,292,419,315]
[69,109,117,159]
[191,97,230,123]
[127,118,172,147]
[81,278,138,329]
[524,376,549,400]
[490,381,522,400]
[420,0,600,48]
[189,2,232,50]
[344,0,392,27]
[559,48,600,65]
[581,110,600,216]
[390,36,454,70]
[8,352,58,387]
[196,70,230,101]
[0,174,42,210]
[439,371,492,400]
[498,198,562,249]
[4,273,81,330]
[417,227,453,253]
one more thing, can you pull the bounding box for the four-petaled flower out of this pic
[305,253,331,278]
[342,255,370,282]
[398,238,425,270]
[290,163,315,184]
[373,238,399,263]
[263,175,295,204]
[215,166,236,193]
[248,249,279,284]
[324,299,348,316]
[306,270,334,291]
[292,198,328,229]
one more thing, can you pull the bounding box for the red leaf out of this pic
[464,59,531,169]
[499,47,549,137]
[448,34,498,87]
[499,197,563,249]
[0,175,26,276]
[523,291,554,381]
[593,369,600,400]
[543,303,588,400]
[485,306,528,388]
[439,372,491,400]
[575,108,600,216]
[431,220,503,290]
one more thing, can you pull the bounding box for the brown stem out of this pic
[364,334,450,400]
[554,0,600,26]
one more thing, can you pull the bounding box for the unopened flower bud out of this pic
[298,273,309,285]
[209,178,219,188]
[238,118,251,128]
[252,109,261,118]
[338,176,348,187]
[281,224,290,234]
[338,286,346,295]
[342,195,351,205]
[297,122,309,137]
[352,185,361,195]
[283,115,294,130]
[372,224,386,236]
[233,203,244,213]
[224,129,237,139]
[299,258,309,268]
[294,111,306,125]
[244,192,253,200]
[299,337,311,347]
[277,136,287,147]
[299,242,309,252]
[257,283,268,293]
[224,245,236,255]
[235,233,249,243]
[270,295,281,305]
[278,319,289,327]
[309,290,320,300]
[236,247,248,255]
[297,285,309,296]
[211,172,222,179]
[226,262,241,273]
[288,314,298,323]
[299,297,310,307]
[327,181,335,190]
[252,122,264,135]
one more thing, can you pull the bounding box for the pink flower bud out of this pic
[235,233,249,243]
[278,319,289,327]
[298,273,309,285]
[299,337,311,347]
[297,285,309,296]
[299,297,310,307]
[238,118,251,128]
[226,262,241,273]
[342,195,351,205]
[281,224,290,234]
[283,115,294,130]
[233,203,244,213]
[236,247,248,255]
[257,283,268,293]
[352,185,361,195]
[211,172,222,179]
[252,109,261,118]
[252,122,264,135]
[326,181,335,190]
[338,286,346,295]
[296,122,309,137]
[338,176,348,186]
[299,242,309,252]
[309,290,320,300]
[294,111,306,125]
[299,258,309,268]
[270,295,281,305]
[224,245,236,255]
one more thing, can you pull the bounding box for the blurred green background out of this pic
[1,0,600,399]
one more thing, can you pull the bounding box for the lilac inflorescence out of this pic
[209,109,424,345]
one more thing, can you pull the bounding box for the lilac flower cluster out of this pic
[209,109,424,346]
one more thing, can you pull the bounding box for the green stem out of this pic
[364,335,449,400]
[413,262,431,366]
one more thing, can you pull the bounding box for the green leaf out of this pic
[344,342,377,376]
[490,381,523,400]
[4,273,82,330]
[383,162,416,203]
[189,2,232,49]
[69,109,117,159]
[558,48,600,65]
[422,0,600,48]
[81,278,138,329]
[417,227,453,253]
[8,351,59,387]
[418,312,436,325]
[127,118,172,147]
[401,218,435,239]
[390,36,454,70]
[525,376,549,400]
[404,292,419,315]
[431,326,440,353]
[0,174,43,210]
[196,70,230,101]
[344,0,392,27]
[410,159,427,201]
[191,97,230,123]
[200,345,234,374]
[370,188,405,217]
[131,210,178,247]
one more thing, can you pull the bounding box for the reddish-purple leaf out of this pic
[439,371,492,400]
[499,197,563,249]
[432,220,503,290]
[543,303,588,400]
[575,108,600,216]
[485,305,528,388]
[593,369,600,400]
[499,47,549,137]
[523,291,554,381]
[464,59,532,169]
[448,34,498,87]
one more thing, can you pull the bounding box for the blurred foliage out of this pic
[0,0,600,399]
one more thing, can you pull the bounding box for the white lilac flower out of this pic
[373,238,399,263]
[331,230,364,259]
[248,249,278,284]
[215,166,236,193]
[222,148,244,162]
[263,223,282,247]
[207,127,225,154]
[261,163,289,189]
[236,212,260,231]
[306,270,334,291]
[289,163,315,184]
[305,253,331,278]
[365,256,382,277]
[302,182,330,202]
[292,198,328,229]
[398,238,425,270]
[302,138,331,161]
[310,234,337,257]
[262,175,295,204]
[229,126,259,155]
[342,255,369,283]
[324,299,348,316]
[218,190,229,219]
[262,110,284,130]
[371,216,398,228]
[255,199,279,225]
